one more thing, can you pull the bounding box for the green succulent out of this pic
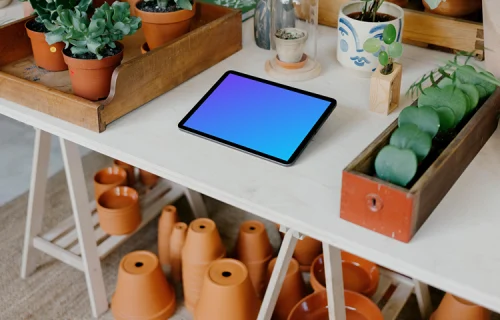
[363,24,402,75]
[143,0,192,11]
[45,2,141,60]
[20,0,92,25]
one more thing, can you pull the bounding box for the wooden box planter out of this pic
[340,88,500,243]
[0,3,242,132]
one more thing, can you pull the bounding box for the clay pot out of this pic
[63,42,123,101]
[113,159,136,186]
[386,0,408,7]
[310,252,379,297]
[182,218,226,312]
[93,166,128,200]
[235,220,273,299]
[141,42,150,54]
[422,0,482,17]
[169,222,187,283]
[158,205,178,268]
[139,169,159,187]
[111,250,176,320]
[276,54,308,70]
[194,258,260,320]
[267,258,306,320]
[135,1,196,50]
[128,0,140,16]
[96,186,141,235]
[25,19,67,72]
[293,236,322,272]
[431,293,490,320]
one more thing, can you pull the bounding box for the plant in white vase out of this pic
[274,27,308,63]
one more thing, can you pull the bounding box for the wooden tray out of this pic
[340,88,500,243]
[0,3,242,132]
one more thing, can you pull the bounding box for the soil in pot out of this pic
[63,43,124,101]
[136,0,196,50]
[347,12,396,22]
[25,19,68,72]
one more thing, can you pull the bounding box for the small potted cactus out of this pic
[44,2,141,101]
[135,0,195,50]
[274,28,308,64]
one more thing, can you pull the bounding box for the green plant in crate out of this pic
[20,0,92,27]
[363,24,403,75]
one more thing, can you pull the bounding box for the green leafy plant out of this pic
[142,0,192,11]
[45,2,141,60]
[363,24,402,75]
[20,0,92,26]
[357,0,385,22]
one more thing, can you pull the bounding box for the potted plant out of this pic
[135,0,195,50]
[422,0,482,17]
[363,24,403,114]
[274,28,308,64]
[337,0,404,74]
[44,1,141,101]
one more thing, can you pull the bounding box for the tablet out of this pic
[178,71,337,165]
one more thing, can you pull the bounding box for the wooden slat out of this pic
[54,214,100,250]
[371,274,393,304]
[0,16,32,67]
[381,283,413,320]
[33,237,84,271]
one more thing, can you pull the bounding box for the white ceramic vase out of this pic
[337,1,404,74]
[0,0,12,9]
[275,28,308,63]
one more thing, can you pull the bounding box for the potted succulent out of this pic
[274,28,308,64]
[337,0,404,74]
[422,0,482,17]
[135,0,195,50]
[44,1,141,101]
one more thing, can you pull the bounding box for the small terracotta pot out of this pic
[25,19,67,72]
[113,159,136,186]
[139,169,159,187]
[194,258,260,320]
[276,54,308,70]
[128,0,140,16]
[267,258,306,320]
[97,186,141,235]
[310,252,379,297]
[431,293,490,320]
[158,205,178,268]
[93,166,128,200]
[169,222,187,283]
[386,0,408,7]
[422,0,482,17]
[235,220,273,299]
[293,236,322,272]
[182,218,226,312]
[141,42,150,54]
[111,250,176,320]
[135,1,196,50]
[63,42,123,101]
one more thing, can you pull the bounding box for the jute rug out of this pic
[0,151,489,319]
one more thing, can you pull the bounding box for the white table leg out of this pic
[257,226,302,320]
[413,279,433,319]
[21,129,51,278]
[184,187,209,218]
[60,138,108,318]
[323,243,346,320]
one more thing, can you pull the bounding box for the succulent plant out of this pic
[143,0,192,11]
[44,2,141,59]
[363,24,402,75]
[20,0,92,25]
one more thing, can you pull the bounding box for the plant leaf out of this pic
[426,105,456,131]
[388,42,402,58]
[455,65,497,98]
[456,82,479,112]
[418,86,468,126]
[176,0,192,10]
[378,51,388,66]
[389,124,432,162]
[382,24,396,45]
[363,38,381,54]
[375,145,418,187]
[398,106,441,138]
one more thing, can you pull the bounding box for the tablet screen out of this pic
[179,71,336,165]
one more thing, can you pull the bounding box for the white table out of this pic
[2,18,500,319]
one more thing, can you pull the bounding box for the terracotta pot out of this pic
[267,258,306,320]
[128,0,140,16]
[310,252,379,297]
[235,220,273,299]
[386,0,408,7]
[139,169,159,187]
[194,258,260,320]
[422,0,482,17]
[25,19,67,72]
[293,236,322,272]
[113,159,136,186]
[63,42,123,101]
[111,250,176,320]
[288,290,383,320]
[141,42,150,54]
[169,222,187,283]
[96,186,141,235]
[135,1,196,50]
[93,166,127,200]
[158,205,178,268]
[431,293,490,320]
[182,218,226,312]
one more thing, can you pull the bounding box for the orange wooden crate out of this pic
[340,88,500,243]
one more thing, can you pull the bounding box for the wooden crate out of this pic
[340,88,500,243]
[318,0,484,59]
[0,3,242,132]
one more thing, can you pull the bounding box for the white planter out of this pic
[0,0,12,9]
[274,28,308,63]
[337,1,404,73]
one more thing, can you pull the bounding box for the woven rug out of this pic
[0,151,490,319]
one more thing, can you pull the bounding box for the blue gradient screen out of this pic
[182,73,332,162]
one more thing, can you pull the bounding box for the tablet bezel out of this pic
[178,70,337,166]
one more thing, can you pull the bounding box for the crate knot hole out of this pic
[366,194,383,212]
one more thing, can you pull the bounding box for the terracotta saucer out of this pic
[275,54,308,70]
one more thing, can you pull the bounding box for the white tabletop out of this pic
[1,20,500,312]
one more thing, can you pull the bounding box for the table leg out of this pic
[21,129,51,278]
[183,187,209,218]
[257,226,302,320]
[413,279,433,319]
[323,243,346,320]
[60,138,108,318]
